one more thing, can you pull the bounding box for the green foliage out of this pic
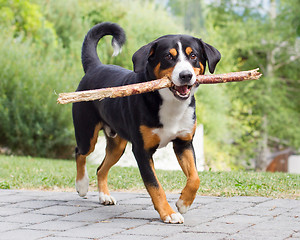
[0,0,185,158]
[200,0,300,168]
[0,29,77,157]
[0,0,58,50]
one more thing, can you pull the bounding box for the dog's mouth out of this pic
[169,84,193,100]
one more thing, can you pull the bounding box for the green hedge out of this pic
[0,30,78,158]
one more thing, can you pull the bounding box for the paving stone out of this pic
[0,222,28,232]
[291,231,300,238]
[24,220,88,231]
[13,190,54,198]
[226,233,287,240]
[192,196,221,205]
[255,198,300,209]
[118,209,160,221]
[1,189,299,240]
[164,232,228,240]
[63,198,102,207]
[3,212,59,224]
[111,191,146,200]
[118,197,153,205]
[121,222,185,237]
[188,220,250,234]
[183,205,233,220]
[205,200,254,212]
[0,194,34,203]
[105,218,151,229]
[37,192,78,201]
[32,205,90,216]
[236,205,288,217]
[0,190,17,196]
[230,226,293,240]
[0,229,53,240]
[55,222,124,238]
[104,234,163,240]
[0,206,30,216]
[41,237,88,240]
[9,200,59,209]
[58,206,129,222]
[215,214,271,225]
[181,210,215,225]
[222,196,270,203]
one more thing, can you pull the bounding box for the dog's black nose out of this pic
[179,70,193,82]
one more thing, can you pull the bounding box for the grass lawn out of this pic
[0,155,299,199]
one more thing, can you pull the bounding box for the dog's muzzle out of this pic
[169,70,195,100]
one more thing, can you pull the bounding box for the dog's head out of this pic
[132,35,221,100]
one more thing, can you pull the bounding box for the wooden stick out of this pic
[57,68,261,104]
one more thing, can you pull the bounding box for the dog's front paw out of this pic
[176,199,190,214]
[75,175,89,197]
[163,212,184,224]
[99,192,117,205]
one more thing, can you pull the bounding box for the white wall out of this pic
[288,155,300,174]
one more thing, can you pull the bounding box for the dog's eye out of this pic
[190,53,197,60]
[165,53,173,61]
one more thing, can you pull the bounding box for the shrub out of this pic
[0,30,79,158]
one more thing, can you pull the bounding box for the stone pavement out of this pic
[0,189,299,240]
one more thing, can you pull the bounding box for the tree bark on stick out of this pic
[57,68,261,104]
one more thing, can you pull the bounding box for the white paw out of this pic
[164,212,184,224]
[176,199,190,214]
[75,168,89,197]
[99,192,117,205]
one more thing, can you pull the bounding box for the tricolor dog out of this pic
[73,22,221,223]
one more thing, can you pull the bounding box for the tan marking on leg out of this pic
[97,135,127,195]
[140,125,160,150]
[147,185,176,221]
[174,147,200,212]
[76,154,87,182]
[145,159,178,222]
[76,123,102,182]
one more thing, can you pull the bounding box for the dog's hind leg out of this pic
[73,102,102,197]
[97,134,127,205]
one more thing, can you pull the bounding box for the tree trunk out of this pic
[255,0,276,171]
[256,114,270,171]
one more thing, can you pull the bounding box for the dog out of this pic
[73,22,221,223]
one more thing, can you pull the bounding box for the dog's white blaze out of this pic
[171,42,196,86]
[154,89,195,148]
[155,41,197,148]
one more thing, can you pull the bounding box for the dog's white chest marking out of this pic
[154,90,195,148]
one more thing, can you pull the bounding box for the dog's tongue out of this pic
[175,85,189,95]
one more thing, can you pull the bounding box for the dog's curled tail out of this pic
[81,22,126,73]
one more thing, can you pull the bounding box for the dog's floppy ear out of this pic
[132,41,157,73]
[198,39,221,74]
